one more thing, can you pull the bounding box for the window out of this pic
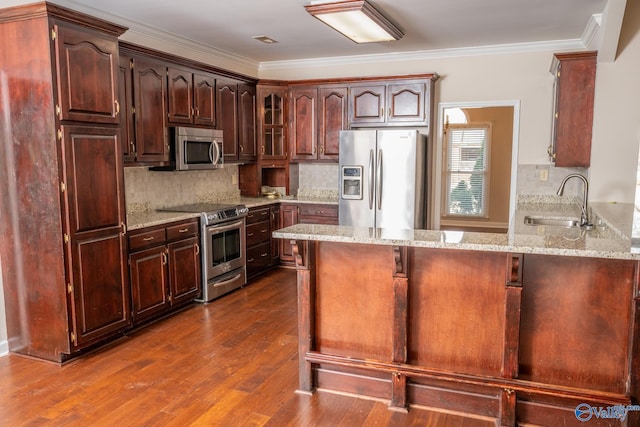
[443,124,490,217]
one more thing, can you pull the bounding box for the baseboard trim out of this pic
[0,339,8,357]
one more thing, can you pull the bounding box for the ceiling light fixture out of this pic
[305,0,403,44]
[253,35,278,44]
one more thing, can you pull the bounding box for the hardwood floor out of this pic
[0,268,492,426]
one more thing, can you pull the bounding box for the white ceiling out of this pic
[0,0,628,68]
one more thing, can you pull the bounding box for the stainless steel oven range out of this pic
[160,203,248,302]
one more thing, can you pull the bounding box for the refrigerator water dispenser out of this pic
[341,166,363,200]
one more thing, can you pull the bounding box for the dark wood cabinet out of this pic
[0,3,129,362]
[216,78,239,162]
[349,80,431,127]
[167,67,216,127]
[53,22,120,124]
[238,83,257,161]
[246,205,279,278]
[128,219,200,324]
[349,83,386,125]
[62,125,130,348]
[290,85,347,162]
[548,51,597,167]
[217,79,257,163]
[279,202,337,267]
[259,85,288,160]
[131,55,169,164]
[118,55,136,163]
[290,87,318,161]
[270,205,280,263]
[279,204,299,266]
[318,86,347,161]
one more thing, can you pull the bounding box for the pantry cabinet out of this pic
[0,2,130,362]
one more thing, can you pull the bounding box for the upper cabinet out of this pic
[119,43,258,167]
[131,55,170,164]
[548,51,597,168]
[289,85,347,162]
[167,67,216,127]
[54,22,120,124]
[349,79,432,127]
[238,83,257,162]
[217,78,257,163]
[259,84,288,161]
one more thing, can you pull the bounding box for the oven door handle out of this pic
[212,273,243,288]
[208,218,245,234]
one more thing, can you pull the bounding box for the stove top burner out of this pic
[159,202,248,225]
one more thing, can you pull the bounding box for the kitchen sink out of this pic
[524,216,581,228]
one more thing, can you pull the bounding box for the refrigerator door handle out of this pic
[368,149,375,210]
[376,149,383,210]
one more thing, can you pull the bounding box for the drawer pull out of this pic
[315,210,323,214]
[261,229,268,233]
[247,232,254,237]
[178,228,189,233]
[143,236,154,241]
[247,258,255,263]
[260,252,268,257]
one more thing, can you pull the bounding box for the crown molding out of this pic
[258,39,587,73]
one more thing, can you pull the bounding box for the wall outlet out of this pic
[539,169,549,182]
[231,173,238,185]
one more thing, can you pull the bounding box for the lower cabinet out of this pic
[128,219,201,324]
[279,203,338,266]
[246,205,280,278]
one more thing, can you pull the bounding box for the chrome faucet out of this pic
[556,173,593,229]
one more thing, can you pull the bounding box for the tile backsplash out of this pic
[124,166,240,213]
[516,164,588,199]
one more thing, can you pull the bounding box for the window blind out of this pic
[444,126,489,216]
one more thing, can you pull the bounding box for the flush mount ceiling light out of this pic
[305,0,403,44]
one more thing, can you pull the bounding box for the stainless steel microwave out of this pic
[169,127,223,171]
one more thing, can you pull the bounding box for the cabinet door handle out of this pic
[115,100,120,116]
[143,236,154,241]
[195,243,200,255]
[121,222,127,236]
[161,252,168,265]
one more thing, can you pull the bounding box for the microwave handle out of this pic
[210,141,221,165]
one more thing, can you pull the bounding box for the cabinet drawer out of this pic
[166,220,199,241]
[246,207,271,225]
[129,228,166,252]
[298,204,338,224]
[246,243,271,269]
[246,221,270,247]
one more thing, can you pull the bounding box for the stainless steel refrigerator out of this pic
[339,129,430,229]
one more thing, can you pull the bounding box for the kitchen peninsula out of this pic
[273,199,640,426]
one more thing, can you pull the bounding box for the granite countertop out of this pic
[126,195,338,230]
[273,199,639,260]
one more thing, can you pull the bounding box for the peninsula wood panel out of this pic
[314,242,393,361]
[519,254,634,394]
[408,248,506,377]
